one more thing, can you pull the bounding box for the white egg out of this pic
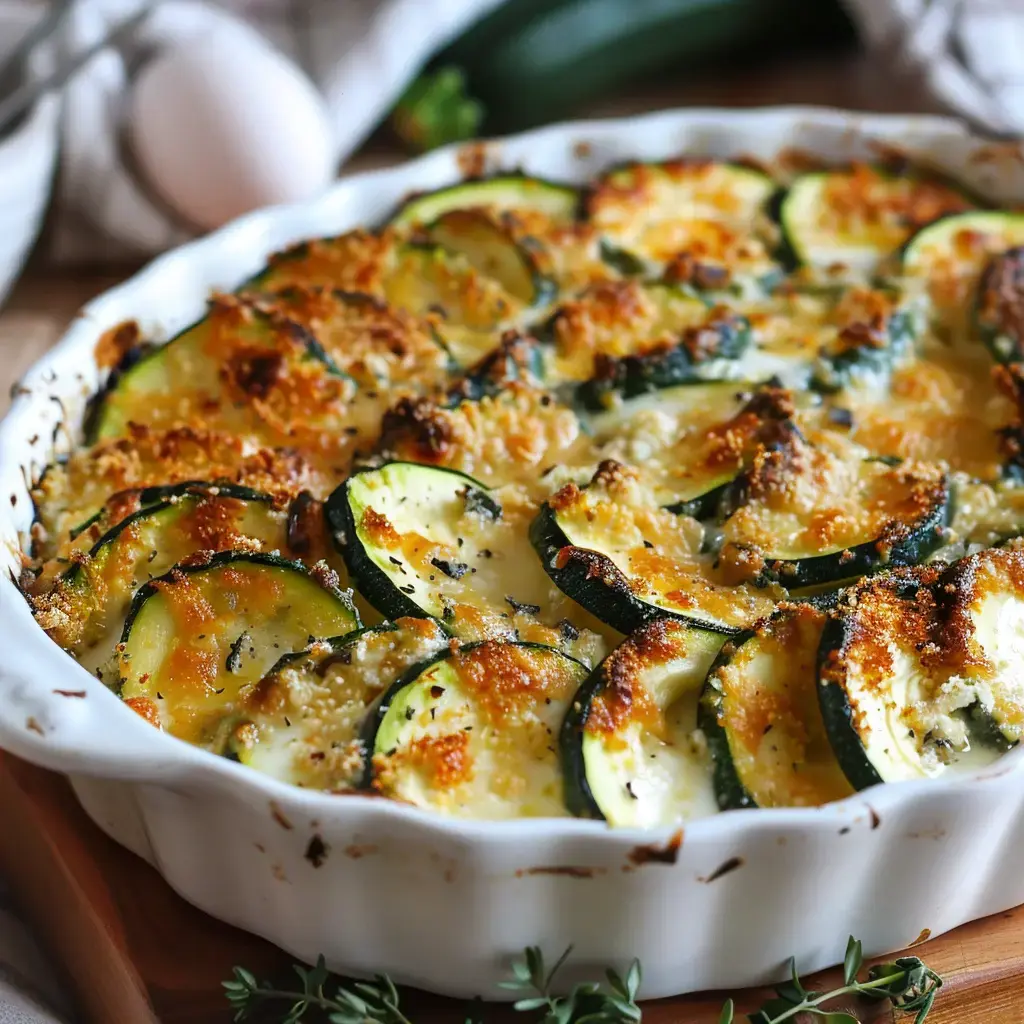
[129,32,336,232]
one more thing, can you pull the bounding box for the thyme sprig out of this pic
[223,956,411,1024]
[498,945,642,1023]
[719,937,942,1024]
[223,936,941,1023]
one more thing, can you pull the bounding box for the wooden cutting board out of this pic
[0,754,1022,1024]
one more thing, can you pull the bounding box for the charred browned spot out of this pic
[908,927,932,947]
[94,320,141,370]
[286,490,323,557]
[378,396,453,461]
[515,865,606,879]
[548,482,583,514]
[361,507,402,548]
[270,801,293,830]
[586,619,685,735]
[53,689,87,698]
[25,717,43,735]
[304,834,329,868]
[663,252,732,291]
[628,828,683,866]
[869,806,881,829]
[701,855,744,882]
[227,348,285,399]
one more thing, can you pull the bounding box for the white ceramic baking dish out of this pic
[2,106,1024,1001]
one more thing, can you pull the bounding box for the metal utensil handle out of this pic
[0,4,153,137]
[0,0,73,100]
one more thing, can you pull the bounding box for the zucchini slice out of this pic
[327,462,602,651]
[700,604,854,809]
[584,382,791,518]
[586,161,778,280]
[364,639,588,818]
[32,484,319,668]
[781,166,973,273]
[255,287,453,389]
[383,243,523,366]
[719,433,951,589]
[424,209,557,308]
[247,229,396,294]
[531,460,778,635]
[562,618,723,826]
[378,383,591,493]
[389,175,578,229]
[540,279,749,394]
[817,567,1002,788]
[936,546,1024,747]
[903,210,1024,328]
[32,427,330,564]
[118,552,360,747]
[88,297,354,447]
[228,617,448,786]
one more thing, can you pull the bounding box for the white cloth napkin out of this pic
[44,0,502,262]
[843,0,1024,136]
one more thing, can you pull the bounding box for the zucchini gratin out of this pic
[24,159,1024,827]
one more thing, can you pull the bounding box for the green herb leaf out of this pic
[842,937,863,987]
[718,997,735,1024]
[391,66,484,153]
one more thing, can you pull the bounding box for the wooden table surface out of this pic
[2,49,1014,1024]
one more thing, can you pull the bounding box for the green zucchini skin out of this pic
[697,631,757,811]
[388,174,580,227]
[902,210,1024,273]
[574,311,751,410]
[529,503,655,636]
[815,609,887,793]
[325,462,499,626]
[81,343,156,442]
[529,501,739,637]
[559,662,608,820]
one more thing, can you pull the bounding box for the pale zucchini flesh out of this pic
[365,640,588,818]
[564,618,723,827]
